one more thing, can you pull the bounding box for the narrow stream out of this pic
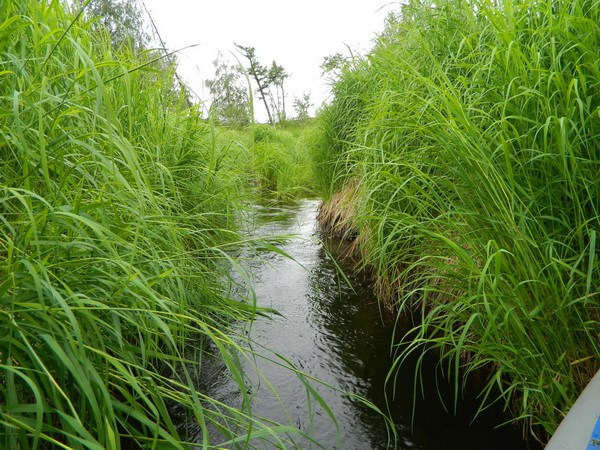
[201,198,536,449]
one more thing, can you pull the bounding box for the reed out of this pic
[314,0,599,441]
[0,1,320,447]
[246,124,316,198]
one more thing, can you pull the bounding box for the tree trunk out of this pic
[254,72,273,124]
[281,84,286,122]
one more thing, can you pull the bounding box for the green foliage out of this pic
[316,0,600,441]
[311,59,376,196]
[0,1,312,447]
[205,52,252,126]
[82,0,149,50]
[292,92,313,120]
[247,125,316,198]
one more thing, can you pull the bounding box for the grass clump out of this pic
[0,1,310,447]
[314,0,599,442]
[245,123,316,198]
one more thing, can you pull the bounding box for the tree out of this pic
[205,53,251,126]
[321,53,345,74]
[292,92,313,120]
[320,45,357,81]
[267,61,289,122]
[82,0,149,51]
[234,44,274,124]
[80,0,191,107]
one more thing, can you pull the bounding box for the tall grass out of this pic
[0,1,316,447]
[314,0,599,441]
[245,123,316,198]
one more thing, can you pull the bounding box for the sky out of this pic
[140,0,399,121]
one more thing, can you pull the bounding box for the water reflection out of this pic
[191,198,536,449]
[305,244,398,449]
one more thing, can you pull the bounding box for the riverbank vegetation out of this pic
[204,47,318,198]
[313,0,599,442]
[245,122,317,198]
[5,0,596,446]
[0,1,318,447]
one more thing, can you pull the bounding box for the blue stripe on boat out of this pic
[587,416,600,450]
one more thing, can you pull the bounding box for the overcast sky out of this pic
[141,0,398,120]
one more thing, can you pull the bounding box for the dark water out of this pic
[198,198,538,449]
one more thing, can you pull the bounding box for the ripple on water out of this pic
[185,198,537,450]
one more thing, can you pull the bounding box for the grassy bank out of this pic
[313,0,599,442]
[0,1,313,447]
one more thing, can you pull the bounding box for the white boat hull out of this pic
[546,369,600,449]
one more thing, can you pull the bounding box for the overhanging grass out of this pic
[0,1,320,447]
[313,0,599,442]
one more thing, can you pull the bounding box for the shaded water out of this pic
[199,198,536,449]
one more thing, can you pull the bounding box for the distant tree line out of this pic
[75,0,312,125]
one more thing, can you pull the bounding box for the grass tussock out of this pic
[0,1,314,447]
[245,123,316,198]
[313,0,600,441]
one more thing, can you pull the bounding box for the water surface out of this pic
[199,198,536,449]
